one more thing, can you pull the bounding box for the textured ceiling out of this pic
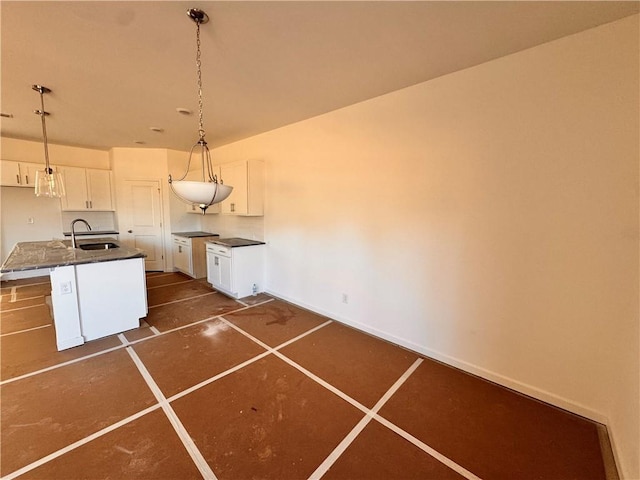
[1,1,638,151]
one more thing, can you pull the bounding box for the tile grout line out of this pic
[168,318,332,404]
[0,324,52,337]
[146,280,194,290]
[373,414,482,480]
[0,301,292,475]
[1,405,162,480]
[5,294,46,303]
[0,303,47,313]
[2,290,479,479]
[217,316,484,480]
[217,316,370,415]
[167,351,273,403]
[0,280,50,288]
[148,291,217,309]
[0,345,126,386]
[145,272,178,278]
[125,346,218,480]
[135,298,275,341]
[0,300,270,386]
[307,358,423,480]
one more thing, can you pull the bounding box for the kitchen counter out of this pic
[1,238,148,352]
[0,238,145,273]
[208,237,266,248]
[172,231,219,238]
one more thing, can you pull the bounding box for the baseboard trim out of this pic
[266,288,607,425]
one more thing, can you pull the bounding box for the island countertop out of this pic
[0,238,146,273]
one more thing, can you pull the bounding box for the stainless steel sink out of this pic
[79,242,119,251]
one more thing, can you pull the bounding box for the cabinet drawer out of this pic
[173,236,190,247]
[206,243,231,257]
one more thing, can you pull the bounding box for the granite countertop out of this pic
[207,237,266,248]
[62,230,119,237]
[172,231,219,238]
[0,237,146,273]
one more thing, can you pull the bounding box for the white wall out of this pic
[200,215,264,241]
[0,187,63,278]
[211,16,639,478]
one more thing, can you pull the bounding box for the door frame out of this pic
[119,178,167,272]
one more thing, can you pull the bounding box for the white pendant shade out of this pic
[34,169,66,198]
[171,180,233,206]
[168,10,233,214]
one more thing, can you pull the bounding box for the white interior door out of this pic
[121,180,165,271]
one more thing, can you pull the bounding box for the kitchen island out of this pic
[1,238,147,350]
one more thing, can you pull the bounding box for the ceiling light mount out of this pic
[169,8,232,214]
[187,8,209,25]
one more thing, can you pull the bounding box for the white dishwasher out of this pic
[206,239,265,299]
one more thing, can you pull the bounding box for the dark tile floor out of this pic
[0,272,617,479]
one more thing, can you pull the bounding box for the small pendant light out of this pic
[32,84,66,198]
[169,8,233,214]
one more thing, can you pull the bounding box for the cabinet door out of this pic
[60,167,89,210]
[87,169,113,210]
[173,241,192,275]
[207,252,221,288]
[21,162,44,186]
[220,161,247,215]
[219,255,233,292]
[207,253,232,292]
[0,161,22,186]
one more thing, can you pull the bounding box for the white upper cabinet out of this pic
[59,166,114,211]
[219,159,264,216]
[0,160,46,187]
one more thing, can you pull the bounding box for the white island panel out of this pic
[50,265,84,351]
[76,257,147,341]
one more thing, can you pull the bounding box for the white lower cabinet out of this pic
[173,237,192,275]
[173,235,218,279]
[206,243,264,299]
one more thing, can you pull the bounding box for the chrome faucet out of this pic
[71,218,92,249]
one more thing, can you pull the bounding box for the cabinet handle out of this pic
[25,175,29,184]
[90,200,93,209]
[16,174,20,184]
[178,246,182,253]
[128,230,133,233]
[214,257,219,266]
[230,203,235,212]
[85,200,89,209]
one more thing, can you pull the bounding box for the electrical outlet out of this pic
[342,293,348,304]
[27,217,34,224]
[60,281,72,295]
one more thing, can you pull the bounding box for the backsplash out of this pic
[200,215,264,241]
[61,211,116,232]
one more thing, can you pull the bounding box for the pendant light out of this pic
[32,85,65,198]
[169,8,232,214]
